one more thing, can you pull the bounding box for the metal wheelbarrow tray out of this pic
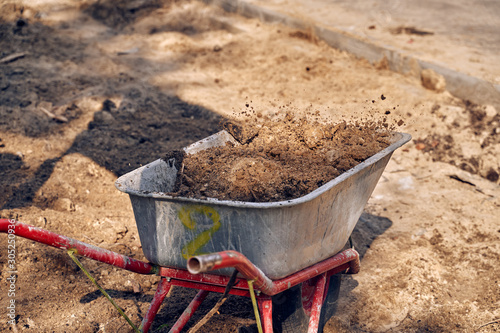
[116,130,411,279]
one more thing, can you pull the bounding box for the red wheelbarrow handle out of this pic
[0,219,157,275]
[187,248,360,296]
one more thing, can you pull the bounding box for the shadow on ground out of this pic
[351,212,392,260]
[0,2,226,209]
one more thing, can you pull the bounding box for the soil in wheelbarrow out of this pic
[165,113,394,202]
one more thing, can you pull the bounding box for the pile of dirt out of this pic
[166,112,393,202]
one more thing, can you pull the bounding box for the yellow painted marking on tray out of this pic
[179,206,221,259]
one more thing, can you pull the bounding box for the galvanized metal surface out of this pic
[116,131,411,279]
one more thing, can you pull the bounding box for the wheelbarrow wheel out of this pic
[271,273,342,333]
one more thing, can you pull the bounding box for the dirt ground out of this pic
[0,0,499,332]
[246,0,500,85]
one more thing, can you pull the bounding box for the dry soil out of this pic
[169,115,393,202]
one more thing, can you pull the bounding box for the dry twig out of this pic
[478,318,500,330]
[187,270,238,333]
[0,52,26,64]
[40,107,68,123]
[177,162,185,188]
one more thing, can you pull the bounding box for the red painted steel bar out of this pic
[168,278,252,297]
[187,249,359,296]
[307,273,327,333]
[158,266,251,290]
[0,219,156,275]
[169,289,210,333]
[140,277,173,333]
[300,278,316,317]
[258,297,274,333]
[188,251,273,291]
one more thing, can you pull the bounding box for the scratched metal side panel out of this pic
[129,196,159,264]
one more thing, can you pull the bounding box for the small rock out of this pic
[421,69,446,93]
[484,168,499,182]
[37,216,47,226]
[102,99,117,112]
[479,153,500,183]
[484,105,497,121]
[0,75,10,90]
[53,198,75,212]
[27,317,35,328]
[415,143,426,150]
[96,219,128,243]
[22,8,37,20]
[326,149,341,162]
[131,280,142,293]
[303,127,324,148]
[101,270,109,276]
[75,97,103,113]
[93,111,114,123]
[39,101,54,112]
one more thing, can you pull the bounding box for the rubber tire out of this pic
[271,273,342,333]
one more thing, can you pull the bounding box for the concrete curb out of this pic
[206,0,500,109]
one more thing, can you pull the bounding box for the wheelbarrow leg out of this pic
[169,289,210,333]
[258,296,273,333]
[140,277,172,333]
[307,273,327,333]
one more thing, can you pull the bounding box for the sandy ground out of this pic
[0,0,499,332]
[245,0,500,85]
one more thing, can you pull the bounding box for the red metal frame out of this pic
[139,277,172,333]
[169,289,210,333]
[307,273,327,333]
[0,219,156,275]
[186,250,359,296]
[258,296,273,333]
[0,219,360,333]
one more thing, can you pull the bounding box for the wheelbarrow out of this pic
[0,130,410,332]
